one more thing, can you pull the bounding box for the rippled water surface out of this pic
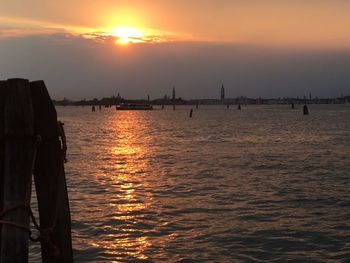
[31,105,350,262]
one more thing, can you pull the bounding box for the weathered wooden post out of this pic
[172,87,176,111]
[0,80,6,252]
[238,104,241,110]
[189,108,193,118]
[0,78,35,262]
[303,105,309,115]
[0,78,73,262]
[30,80,73,263]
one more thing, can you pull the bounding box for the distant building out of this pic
[221,85,225,101]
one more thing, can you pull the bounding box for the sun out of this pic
[111,26,144,45]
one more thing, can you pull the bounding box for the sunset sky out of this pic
[1,0,350,99]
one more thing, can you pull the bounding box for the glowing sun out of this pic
[111,26,143,45]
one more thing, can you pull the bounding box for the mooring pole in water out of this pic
[227,103,230,109]
[99,105,101,110]
[0,81,5,253]
[0,78,73,263]
[303,105,309,115]
[238,104,241,110]
[291,102,295,109]
[30,80,73,262]
[161,105,164,110]
[196,103,199,109]
[189,108,193,118]
[0,79,34,262]
[92,106,95,112]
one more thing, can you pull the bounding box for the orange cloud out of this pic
[0,16,193,45]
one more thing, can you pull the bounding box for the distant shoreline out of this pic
[53,96,349,106]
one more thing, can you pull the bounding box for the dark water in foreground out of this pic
[30,105,350,262]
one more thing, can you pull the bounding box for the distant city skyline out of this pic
[55,84,347,103]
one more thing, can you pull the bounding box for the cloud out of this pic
[1,15,349,100]
[0,15,188,45]
[0,16,85,40]
[81,32,170,45]
[0,27,69,39]
[1,31,350,100]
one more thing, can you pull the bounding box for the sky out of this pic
[1,0,350,99]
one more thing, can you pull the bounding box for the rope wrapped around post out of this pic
[0,124,69,259]
[0,134,58,247]
[1,78,73,262]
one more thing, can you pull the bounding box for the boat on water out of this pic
[116,103,153,110]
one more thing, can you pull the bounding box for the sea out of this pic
[30,104,350,262]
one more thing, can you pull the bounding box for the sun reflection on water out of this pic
[87,112,153,260]
[111,146,138,155]
[55,105,350,262]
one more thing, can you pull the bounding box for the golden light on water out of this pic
[87,112,153,260]
[112,146,138,155]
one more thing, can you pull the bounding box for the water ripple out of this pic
[28,105,350,262]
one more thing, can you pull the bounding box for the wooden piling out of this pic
[0,79,73,262]
[0,78,35,262]
[303,105,309,115]
[30,81,73,263]
[173,105,175,111]
[0,81,6,251]
[189,109,193,118]
[92,106,95,112]
[238,104,241,110]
